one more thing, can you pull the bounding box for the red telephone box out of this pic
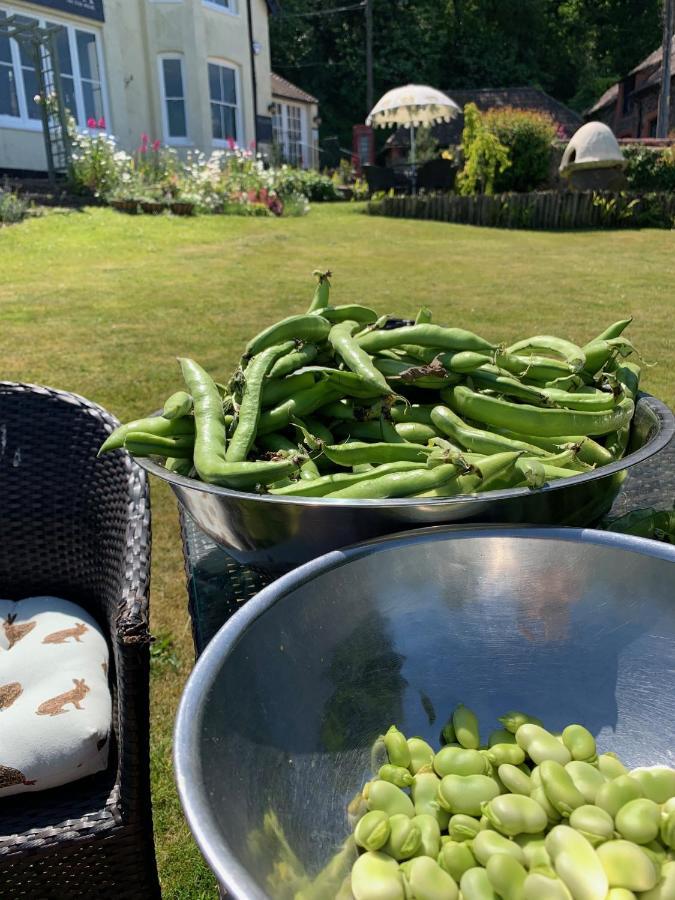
[352,125,375,173]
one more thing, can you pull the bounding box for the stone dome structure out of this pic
[560,122,625,175]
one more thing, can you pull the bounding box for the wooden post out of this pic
[657,0,673,139]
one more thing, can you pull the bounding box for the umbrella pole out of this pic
[410,122,417,195]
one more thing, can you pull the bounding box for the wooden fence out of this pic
[367,191,675,230]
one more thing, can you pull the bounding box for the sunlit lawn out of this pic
[1,203,673,897]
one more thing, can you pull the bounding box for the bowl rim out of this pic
[173,524,675,899]
[137,391,673,508]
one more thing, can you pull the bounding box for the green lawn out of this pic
[1,203,673,898]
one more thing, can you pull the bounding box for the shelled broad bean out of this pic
[100,272,648,498]
[342,706,675,900]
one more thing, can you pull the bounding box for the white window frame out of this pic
[272,100,309,168]
[0,4,109,133]
[203,0,238,17]
[157,53,190,146]
[208,58,243,148]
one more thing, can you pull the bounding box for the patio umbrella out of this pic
[366,84,461,190]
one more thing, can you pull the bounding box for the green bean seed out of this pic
[596,753,628,780]
[596,840,659,892]
[350,851,404,900]
[365,780,415,818]
[530,785,563,824]
[498,764,532,796]
[489,728,517,747]
[615,798,661,844]
[434,747,489,778]
[545,825,609,900]
[487,744,526,767]
[605,890,637,900]
[564,761,606,804]
[411,814,442,859]
[447,814,483,841]
[452,704,481,750]
[412,772,450,828]
[437,840,476,882]
[515,837,552,873]
[379,764,414,789]
[383,725,411,768]
[499,712,544,734]
[568,804,615,846]
[523,872,574,899]
[408,737,435,775]
[400,856,459,900]
[539,760,586,816]
[460,866,498,900]
[485,854,527,900]
[355,810,391,851]
[595,775,644,817]
[639,860,675,900]
[561,725,597,764]
[516,725,572,766]
[661,809,675,850]
[472,829,526,866]
[438,774,501,816]
[482,794,548,836]
[629,766,675,804]
[382,813,422,861]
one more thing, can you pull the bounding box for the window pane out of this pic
[162,58,183,99]
[49,24,73,77]
[0,12,12,66]
[223,105,236,142]
[208,63,221,101]
[221,66,236,105]
[167,98,186,137]
[23,67,40,119]
[0,64,19,117]
[211,101,222,139]
[13,16,39,69]
[81,79,103,120]
[60,74,78,121]
[76,31,99,82]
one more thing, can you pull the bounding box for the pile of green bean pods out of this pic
[99,271,646,498]
[341,705,675,900]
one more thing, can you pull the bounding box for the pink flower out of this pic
[226,136,236,149]
[87,117,97,128]
[140,132,149,146]
[249,139,256,151]
[138,144,147,154]
[98,117,106,129]
[152,139,161,152]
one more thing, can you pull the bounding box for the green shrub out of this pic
[457,103,511,196]
[484,107,556,193]
[271,167,341,202]
[623,144,675,192]
[0,189,29,225]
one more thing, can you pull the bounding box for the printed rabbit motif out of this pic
[0,764,35,789]
[42,622,88,644]
[0,682,22,711]
[36,678,90,717]
[3,613,36,649]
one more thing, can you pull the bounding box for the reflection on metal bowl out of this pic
[137,392,673,573]
[174,526,675,899]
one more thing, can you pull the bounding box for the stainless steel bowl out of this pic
[138,392,673,573]
[174,526,675,899]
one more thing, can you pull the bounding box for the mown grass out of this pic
[1,203,673,897]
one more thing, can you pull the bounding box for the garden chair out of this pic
[416,158,457,192]
[362,164,410,194]
[0,382,159,899]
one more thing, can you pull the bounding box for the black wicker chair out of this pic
[0,382,159,900]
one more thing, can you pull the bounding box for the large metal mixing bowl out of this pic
[174,526,675,899]
[138,392,673,573]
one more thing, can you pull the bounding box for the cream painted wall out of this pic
[0,0,274,171]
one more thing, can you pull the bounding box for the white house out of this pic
[0,0,320,172]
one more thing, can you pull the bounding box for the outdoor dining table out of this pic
[179,440,674,658]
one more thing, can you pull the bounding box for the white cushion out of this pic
[0,596,111,797]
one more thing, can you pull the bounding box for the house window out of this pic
[159,55,187,141]
[0,5,107,130]
[208,61,240,145]
[203,0,237,13]
[271,101,305,167]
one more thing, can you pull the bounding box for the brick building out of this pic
[586,36,675,138]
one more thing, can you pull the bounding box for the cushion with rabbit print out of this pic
[0,596,111,797]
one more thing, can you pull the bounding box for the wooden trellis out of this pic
[0,16,71,183]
